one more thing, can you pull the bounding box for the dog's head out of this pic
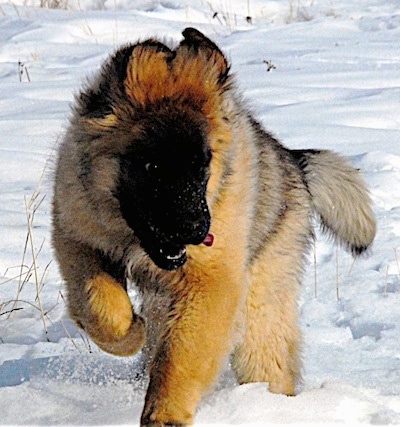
[74,28,232,270]
[116,110,212,270]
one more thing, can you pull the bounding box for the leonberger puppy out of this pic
[52,28,376,425]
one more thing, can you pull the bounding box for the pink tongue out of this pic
[203,233,214,247]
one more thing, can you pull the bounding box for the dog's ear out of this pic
[180,27,230,84]
[124,41,177,107]
[77,40,174,126]
[76,44,136,121]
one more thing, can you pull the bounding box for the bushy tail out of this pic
[292,149,376,255]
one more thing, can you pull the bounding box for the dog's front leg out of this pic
[53,229,146,357]
[141,264,243,426]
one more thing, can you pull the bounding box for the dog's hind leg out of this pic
[231,206,311,396]
[53,231,145,356]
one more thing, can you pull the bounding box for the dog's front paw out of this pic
[141,413,188,427]
[140,400,192,427]
[84,273,146,356]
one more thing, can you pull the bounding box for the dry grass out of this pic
[0,163,50,337]
[0,140,96,353]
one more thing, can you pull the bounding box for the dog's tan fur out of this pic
[52,28,376,425]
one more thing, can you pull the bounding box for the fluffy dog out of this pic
[52,28,376,425]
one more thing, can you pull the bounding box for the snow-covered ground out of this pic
[1,0,400,424]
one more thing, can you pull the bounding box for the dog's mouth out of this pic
[160,245,187,262]
[146,232,215,271]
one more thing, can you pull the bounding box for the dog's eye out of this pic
[145,162,163,178]
[145,162,156,173]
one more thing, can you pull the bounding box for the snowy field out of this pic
[0,0,400,424]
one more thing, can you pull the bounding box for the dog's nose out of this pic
[179,217,210,245]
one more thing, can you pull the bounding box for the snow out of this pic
[1,0,400,425]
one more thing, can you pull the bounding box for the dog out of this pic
[52,27,376,425]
